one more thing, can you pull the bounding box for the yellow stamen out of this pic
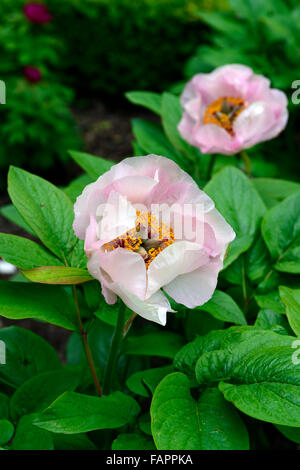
[203,96,245,135]
[104,210,175,268]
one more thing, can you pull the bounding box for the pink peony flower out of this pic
[73,155,235,325]
[178,64,288,155]
[23,2,53,24]
[23,66,42,83]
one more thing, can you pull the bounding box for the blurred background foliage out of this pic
[0,0,298,186]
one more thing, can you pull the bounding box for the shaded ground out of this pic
[0,100,154,359]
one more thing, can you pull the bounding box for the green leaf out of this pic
[138,413,152,436]
[22,266,93,285]
[112,433,155,450]
[255,290,285,314]
[279,286,300,336]
[151,373,249,450]
[0,281,77,330]
[126,365,173,397]
[196,11,247,36]
[174,330,226,378]
[0,233,63,270]
[53,433,97,450]
[12,414,53,450]
[10,368,79,422]
[262,192,300,273]
[275,424,300,444]
[253,178,300,208]
[124,331,184,359]
[0,204,34,235]
[161,92,197,160]
[254,309,290,333]
[34,391,140,434]
[205,167,266,266]
[246,235,272,283]
[0,326,61,388]
[0,393,9,420]
[69,150,114,180]
[132,119,183,163]
[125,91,162,115]
[196,290,246,325]
[0,420,14,446]
[195,331,300,426]
[8,166,77,264]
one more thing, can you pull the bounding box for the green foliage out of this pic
[0,0,80,179]
[34,391,140,433]
[49,0,211,96]
[151,372,249,450]
[0,128,299,450]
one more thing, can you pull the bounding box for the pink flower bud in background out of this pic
[73,155,235,325]
[178,64,288,155]
[23,2,53,24]
[23,66,42,83]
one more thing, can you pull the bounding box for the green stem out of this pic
[72,286,102,397]
[240,151,251,177]
[102,303,127,395]
[206,154,216,182]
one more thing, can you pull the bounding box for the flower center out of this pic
[203,96,245,135]
[104,210,175,268]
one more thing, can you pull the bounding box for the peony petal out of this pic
[204,207,236,256]
[110,282,172,325]
[147,240,209,298]
[194,123,240,155]
[100,248,147,301]
[164,258,223,308]
[87,252,117,305]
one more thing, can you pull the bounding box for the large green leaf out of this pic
[10,368,79,422]
[124,331,184,359]
[195,330,300,426]
[0,233,63,270]
[69,150,114,180]
[34,391,140,434]
[151,372,249,450]
[11,414,53,450]
[125,91,162,115]
[22,266,93,285]
[279,286,300,336]
[0,281,77,330]
[196,290,246,325]
[8,166,77,264]
[205,166,266,266]
[262,192,300,273]
[0,327,61,388]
